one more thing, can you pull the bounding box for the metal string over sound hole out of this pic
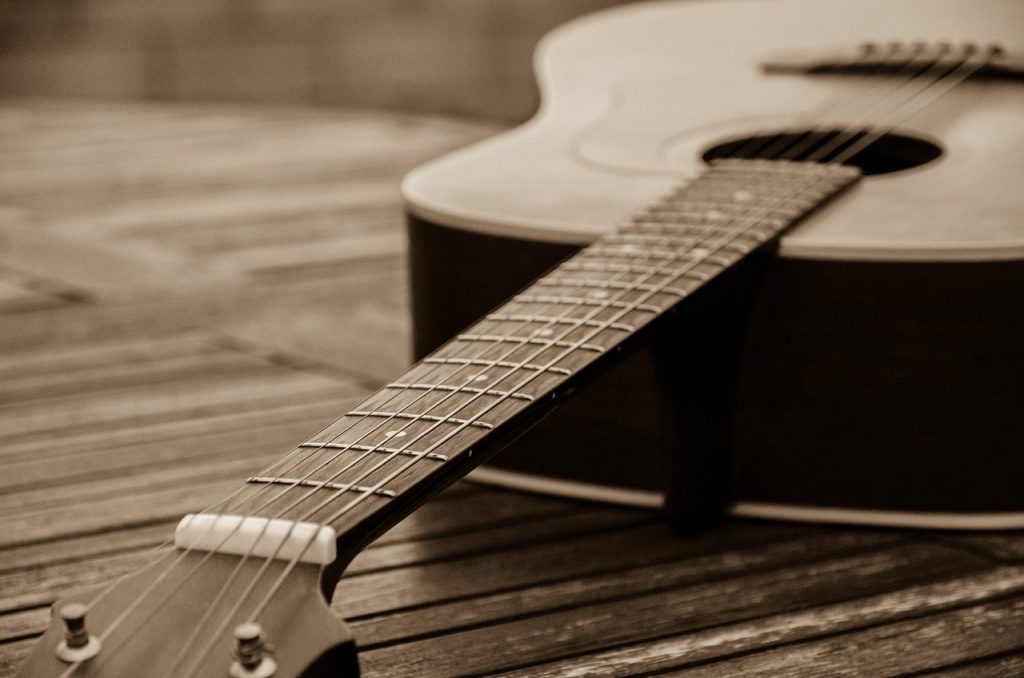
[712,40,1009,174]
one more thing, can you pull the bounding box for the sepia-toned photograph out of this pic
[2,0,1022,676]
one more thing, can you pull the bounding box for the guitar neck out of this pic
[223,159,860,561]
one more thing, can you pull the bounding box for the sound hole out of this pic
[702,130,942,176]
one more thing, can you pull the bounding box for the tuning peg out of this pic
[230,622,277,677]
[55,603,101,662]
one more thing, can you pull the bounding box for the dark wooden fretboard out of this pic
[227,159,861,558]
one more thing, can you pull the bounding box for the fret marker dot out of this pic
[384,430,406,438]
[472,374,488,382]
[732,190,753,202]
[691,248,709,258]
[591,290,609,299]
[533,328,553,337]
[706,209,724,221]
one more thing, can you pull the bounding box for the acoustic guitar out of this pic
[16,0,1023,676]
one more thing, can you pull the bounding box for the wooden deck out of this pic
[2,99,1024,677]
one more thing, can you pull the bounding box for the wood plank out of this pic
[661,595,1024,677]
[336,523,826,618]
[494,565,1024,677]
[356,542,985,676]
[349,530,898,648]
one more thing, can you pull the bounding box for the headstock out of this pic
[16,550,358,678]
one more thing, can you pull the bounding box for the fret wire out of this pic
[625,221,778,240]
[585,241,737,266]
[583,245,700,261]
[537,277,691,297]
[569,260,720,280]
[652,197,808,212]
[423,356,573,376]
[387,382,535,402]
[311,162,861,530]
[628,224,778,243]
[246,476,398,498]
[605,233,755,256]
[298,442,449,462]
[485,312,635,333]
[562,260,675,276]
[347,410,496,430]
[512,293,662,314]
[456,333,605,353]
[636,208,791,224]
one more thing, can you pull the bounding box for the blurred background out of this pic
[0,0,637,121]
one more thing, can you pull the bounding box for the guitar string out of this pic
[230,42,996,650]
[800,44,974,163]
[175,40,979,675]
[829,45,995,164]
[171,163,795,675]
[751,42,932,161]
[63,41,981,677]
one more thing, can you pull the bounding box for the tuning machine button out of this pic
[229,622,277,678]
[55,603,102,662]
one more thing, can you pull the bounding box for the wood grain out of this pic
[2,99,1023,677]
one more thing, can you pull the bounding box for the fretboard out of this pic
[228,159,860,556]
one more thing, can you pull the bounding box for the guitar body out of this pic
[403,0,1024,529]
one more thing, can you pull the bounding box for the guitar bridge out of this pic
[762,42,1022,79]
